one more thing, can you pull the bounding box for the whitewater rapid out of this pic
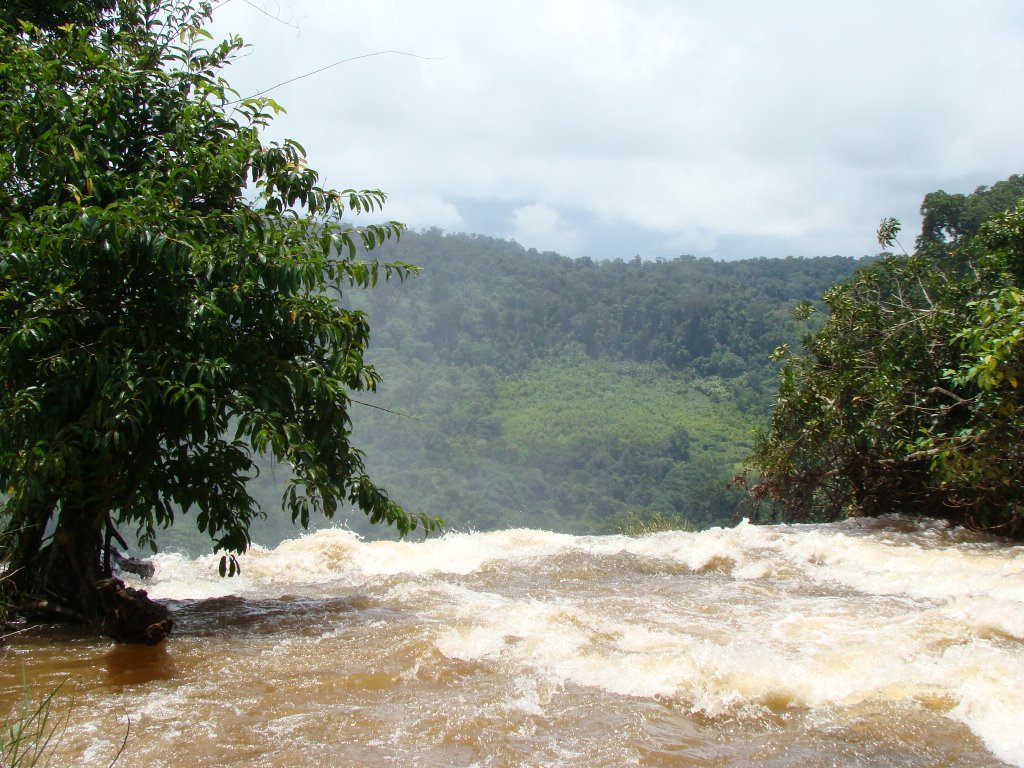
[2,516,1022,767]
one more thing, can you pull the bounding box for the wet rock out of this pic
[112,549,156,579]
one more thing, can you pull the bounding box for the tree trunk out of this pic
[43,503,106,624]
[8,503,173,642]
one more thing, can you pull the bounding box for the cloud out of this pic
[383,194,465,231]
[209,1,1024,259]
[507,204,583,256]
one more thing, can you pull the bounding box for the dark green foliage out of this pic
[0,0,436,627]
[749,252,968,519]
[918,203,1024,531]
[2,0,116,30]
[749,176,1024,538]
[360,229,866,409]
[916,174,1024,257]
[327,231,865,538]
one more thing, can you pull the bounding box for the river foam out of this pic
[88,517,1023,766]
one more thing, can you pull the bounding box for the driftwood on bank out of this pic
[96,578,173,644]
[111,549,156,579]
[10,579,173,644]
[4,524,170,642]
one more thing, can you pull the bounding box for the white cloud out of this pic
[208,0,1024,259]
[508,204,583,256]
[383,194,465,231]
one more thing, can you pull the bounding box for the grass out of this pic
[1,680,70,768]
[0,678,129,768]
[1,528,125,768]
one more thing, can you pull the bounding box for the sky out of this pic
[207,0,1024,261]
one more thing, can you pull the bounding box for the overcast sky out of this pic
[207,0,1023,261]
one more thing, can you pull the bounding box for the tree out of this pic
[0,0,439,637]
[916,174,1024,257]
[914,201,1024,531]
[2,0,116,31]
[747,178,1024,538]
[747,249,967,519]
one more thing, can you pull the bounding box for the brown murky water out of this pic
[2,517,1022,767]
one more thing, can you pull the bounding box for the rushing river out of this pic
[2,516,1023,767]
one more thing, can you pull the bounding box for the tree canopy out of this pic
[748,176,1024,538]
[916,174,1024,257]
[1,0,116,31]
[312,231,864,540]
[0,0,437,635]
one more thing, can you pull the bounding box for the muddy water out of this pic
[2,517,1022,767]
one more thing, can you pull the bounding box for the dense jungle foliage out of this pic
[0,0,433,630]
[748,174,1024,538]
[242,232,868,541]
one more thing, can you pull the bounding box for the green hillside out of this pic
[151,231,869,550]
[328,231,869,538]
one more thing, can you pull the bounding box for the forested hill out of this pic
[357,230,865,410]
[304,231,870,539]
